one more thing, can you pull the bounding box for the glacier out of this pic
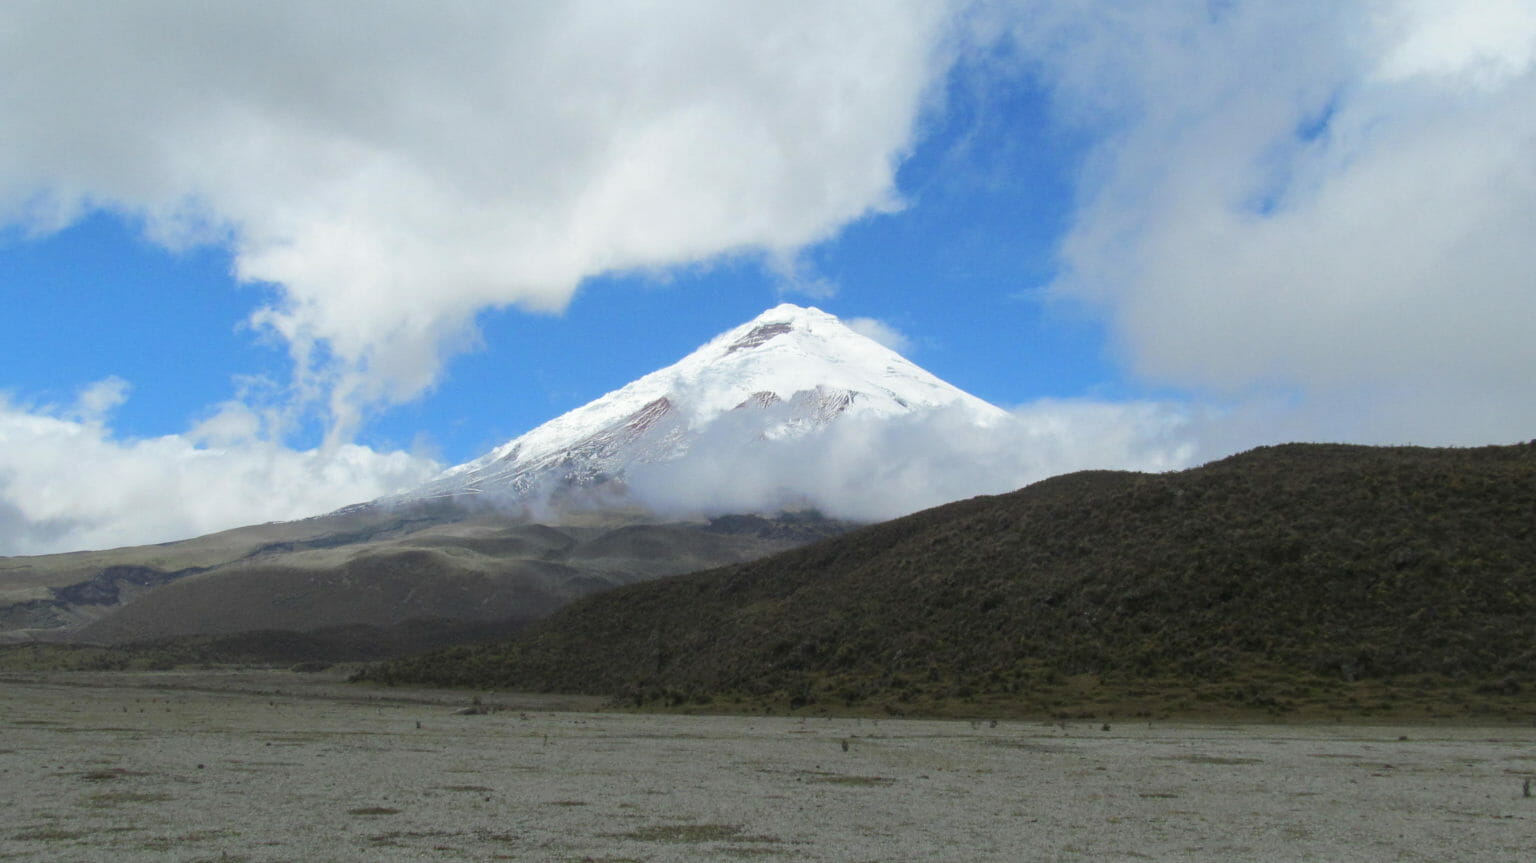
[392,303,1007,514]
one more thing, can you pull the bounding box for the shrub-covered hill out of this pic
[361,443,1536,719]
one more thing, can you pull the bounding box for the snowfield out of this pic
[396,303,1006,507]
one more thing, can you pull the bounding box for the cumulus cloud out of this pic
[71,376,131,426]
[0,1,956,441]
[1001,0,1536,446]
[844,317,914,355]
[1377,0,1536,86]
[0,384,439,556]
[626,398,1197,523]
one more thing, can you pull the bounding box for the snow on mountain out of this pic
[395,303,1006,511]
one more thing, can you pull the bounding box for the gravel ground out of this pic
[1,670,1534,862]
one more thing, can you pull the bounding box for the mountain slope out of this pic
[8,303,998,649]
[397,303,1006,510]
[364,442,1536,719]
[1,508,848,650]
[0,503,466,635]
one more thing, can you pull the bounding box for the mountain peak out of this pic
[717,304,853,355]
[395,305,1004,513]
[745,302,833,325]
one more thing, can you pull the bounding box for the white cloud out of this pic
[1377,0,1536,86]
[1001,0,1536,447]
[626,398,1197,523]
[0,1,957,441]
[72,376,131,426]
[0,385,439,556]
[845,317,914,355]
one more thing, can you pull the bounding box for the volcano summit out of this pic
[393,304,1008,517]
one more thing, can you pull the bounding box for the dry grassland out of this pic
[2,669,1534,861]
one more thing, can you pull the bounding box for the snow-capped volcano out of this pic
[397,304,1006,511]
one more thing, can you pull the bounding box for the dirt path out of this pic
[2,670,1533,861]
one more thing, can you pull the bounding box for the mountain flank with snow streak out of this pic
[396,304,1006,513]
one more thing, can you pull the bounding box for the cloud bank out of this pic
[0,384,439,556]
[844,318,914,355]
[1003,0,1536,445]
[0,0,955,440]
[627,398,1196,523]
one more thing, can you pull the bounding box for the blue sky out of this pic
[2,49,1099,463]
[3,1,1535,554]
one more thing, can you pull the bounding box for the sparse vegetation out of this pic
[0,617,536,670]
[359,442,1536,719]
[83,791,173,808]
[3,669,1533,860]
[11,827,92,842]
[807,774,894,786]
[620,823,773,843]
[78,768,149,782]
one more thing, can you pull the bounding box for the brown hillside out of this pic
[363,443,1536,719]
[1,506,849,650]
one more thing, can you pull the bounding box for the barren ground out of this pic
[1,669,1533,862]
